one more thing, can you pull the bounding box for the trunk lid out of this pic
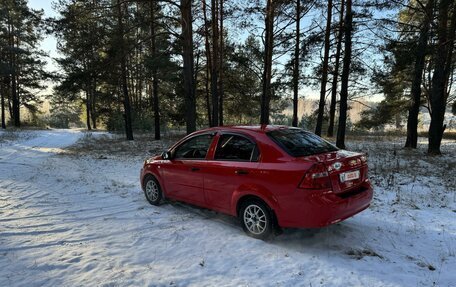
[298,150,368,194]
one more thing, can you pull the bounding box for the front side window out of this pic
[267,128,338,157]
[174,134,214,159]
[214,134,259,162]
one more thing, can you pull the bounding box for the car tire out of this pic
[240,199,273,240]
[143,175,162,206]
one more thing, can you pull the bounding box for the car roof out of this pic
[201,125,293,135]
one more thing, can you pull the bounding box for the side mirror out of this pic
[161,151,171,160]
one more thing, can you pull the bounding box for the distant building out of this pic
[281,98,372,124]
[281,98,455,132]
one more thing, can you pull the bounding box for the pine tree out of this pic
[0,0,47,127]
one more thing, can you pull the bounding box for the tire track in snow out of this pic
[0,130,84,245]
[0,130,155,287]
[0,181,51,216]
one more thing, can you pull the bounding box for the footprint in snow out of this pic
[345,248,384,260]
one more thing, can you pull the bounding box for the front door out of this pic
[162,133,215,206]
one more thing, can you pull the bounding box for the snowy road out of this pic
[0,130,455,286]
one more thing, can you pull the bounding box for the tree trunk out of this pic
[89,0,98,130]
[181,0,196,134]
[7,87,13,120]
[291,0,300,127]
[91,78,97,129]
[5,13,13,124]
[261,0,274,125]
[86,89,92,130]
[428,0,452,154]
[202,0,212,126]
[6,78,12,120]
[219,0,224,126]
[205,64,212,126]
[10,23,19,128]
[1,80,5,129]
[117,0,134,140]
[336,0,352,149]
[193,51,200,106]
[315,0,333,136]
[405,0,434,148]
[210,0,219,127]
[443,4,456,90]
[153,71,160,140]
[11,75,19,127]
[151,0,160,140]
[327,0,344,137]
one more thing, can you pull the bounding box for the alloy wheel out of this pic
[145,179,159,202]
[243,204,268,235]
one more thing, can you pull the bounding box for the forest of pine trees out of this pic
[0,0,455,154]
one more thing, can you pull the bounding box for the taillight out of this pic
[299,163,332,189]
[360,155,367,164]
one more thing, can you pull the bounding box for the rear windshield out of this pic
[267,128,338,157]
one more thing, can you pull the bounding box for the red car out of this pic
[140,125,373,239]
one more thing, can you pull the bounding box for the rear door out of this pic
[203,133,260,213]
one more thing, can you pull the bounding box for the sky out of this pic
[28,0,59,74]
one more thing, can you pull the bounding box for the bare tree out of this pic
[202,0,212,126]
[327,0,344,137]
[181,0,196,134]
[261,0,275,125]
[292,0,301,127]
[117,0,134,140]
[428,0,455,154]
[405,0,434,149]
[336,0,352,149]
[315,0,333,136]
[150,0,160,140]
[210,0,220,127]
[219,0,224,126]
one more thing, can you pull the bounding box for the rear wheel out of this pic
[144,175,162,206]
[240,200,273,240]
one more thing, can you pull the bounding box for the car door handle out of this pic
[190,167,200,172]
[235,170,249,175]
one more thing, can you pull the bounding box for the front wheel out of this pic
[143,175,162,206]
[240,200,273,240]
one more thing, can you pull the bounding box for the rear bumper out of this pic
[276,181,373,228]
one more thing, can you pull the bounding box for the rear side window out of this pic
[267,129,338,157]
[174,134,214,159]
[215,134,259,162]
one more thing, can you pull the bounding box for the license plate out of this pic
[340,170,360,182]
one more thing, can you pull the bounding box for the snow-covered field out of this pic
[0,129,455,286]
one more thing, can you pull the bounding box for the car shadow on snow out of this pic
[163,199,375,248]
[164,200,241,229]
[161,200,453,266]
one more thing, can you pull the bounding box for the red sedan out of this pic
[140,125,373,239]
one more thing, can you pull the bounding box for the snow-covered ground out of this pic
[0,130,455,286]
